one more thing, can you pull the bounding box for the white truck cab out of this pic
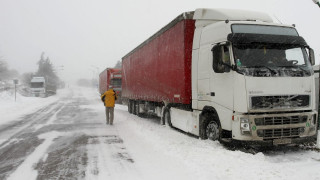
[191,9,317,145]
[30,77,46,97]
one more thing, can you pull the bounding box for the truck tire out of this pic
[200,113,221,141]
[162,108,172,127]
[128,100,132,114]
[134,101,142,116]
[133,101,137,115]
[205,120,221,141]
[131,101,135,114]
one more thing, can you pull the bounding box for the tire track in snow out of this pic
[7,131,61,180]
[85,135,141,180]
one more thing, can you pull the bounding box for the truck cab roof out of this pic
[31,77,45,83]
[193,8,273,22]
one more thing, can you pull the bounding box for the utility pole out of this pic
[313,0,320,7]
[13,79,18,102]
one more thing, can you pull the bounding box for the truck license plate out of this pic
[273,138,292,145]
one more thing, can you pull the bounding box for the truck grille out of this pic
[257,128,304,138]
[251,95,309,109]
[254,116,307,126]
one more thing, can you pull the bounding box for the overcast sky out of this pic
[0,0,319,83]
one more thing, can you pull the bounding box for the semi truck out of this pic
[99,68,122,103]
[122,8,317,146]
[314,65,320,130]
[30,76,56,97]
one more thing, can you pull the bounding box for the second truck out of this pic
[122,8,317,146]
[99,68,122,103]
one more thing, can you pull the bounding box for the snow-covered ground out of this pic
[0,89,64,126]
[1,87,320,180]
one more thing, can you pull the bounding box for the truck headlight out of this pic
[240,118,250,134]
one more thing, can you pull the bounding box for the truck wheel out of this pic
[205,120,221,141]
[162,108,172,127]
[134,101,141,116]
[128,100,132,114]
[132,101,137,115]
[131,101,136,114]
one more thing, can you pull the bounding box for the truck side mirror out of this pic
[309,48,315,65]
[211,45,224,73]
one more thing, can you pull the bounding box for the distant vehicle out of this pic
[30,77,56,97]
[99,68,122,103]
[122,8,317,146]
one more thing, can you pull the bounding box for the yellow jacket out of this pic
[101,89,117,107]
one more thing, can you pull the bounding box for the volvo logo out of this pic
[249,90,263,94]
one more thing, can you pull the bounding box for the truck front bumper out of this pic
[230,135,316,146]
[231,111,318,145]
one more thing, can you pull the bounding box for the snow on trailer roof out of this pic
[122,11,194,60]
[122,8,273,60]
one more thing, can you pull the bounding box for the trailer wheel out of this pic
[134,101,141,116]
[128,100,132,114]
[131,101,136,115]
[162,108,172,127]
[205,120,221,141]
[132,101,137,115]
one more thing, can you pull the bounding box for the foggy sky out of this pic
[0,0,319,83]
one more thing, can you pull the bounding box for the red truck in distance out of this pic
[99,68,122,103]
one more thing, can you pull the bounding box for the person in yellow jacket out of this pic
[101,89,117,125]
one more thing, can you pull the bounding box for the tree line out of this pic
[0,53,61,88]
[0,57,19,81]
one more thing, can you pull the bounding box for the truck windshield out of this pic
[233,44,312,77]
[111,79,122,87]
[31,82,44,88]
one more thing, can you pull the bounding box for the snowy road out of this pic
[0,87,320,180]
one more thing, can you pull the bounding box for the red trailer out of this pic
[122,13,195,105]
[121,8,318,145]
[99,68,122,103]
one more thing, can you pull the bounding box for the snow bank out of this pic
[0,88,70,126]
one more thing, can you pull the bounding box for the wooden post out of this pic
[13,79,18,102]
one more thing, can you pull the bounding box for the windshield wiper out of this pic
[246,66,277,75]
[278,65,310,74]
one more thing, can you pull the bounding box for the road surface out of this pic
[0,87,319,180]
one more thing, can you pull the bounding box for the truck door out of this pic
[210,44,234,111]
[197,45,212,105]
